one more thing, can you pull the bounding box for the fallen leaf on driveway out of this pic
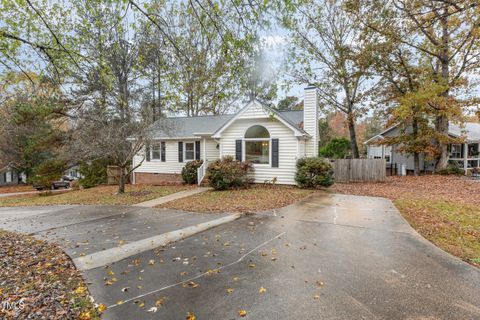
[314,294,320,300]
[248,263,256,268]
[186,311,196,320]
[226,288,234,294]
[155,297,167,307]
[259,287,266,294]
[239,310,247,317]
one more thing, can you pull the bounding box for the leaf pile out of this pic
[332,175,480,205]
[0,230,101,319]
[158,185,315,213]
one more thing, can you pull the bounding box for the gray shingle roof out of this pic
[147,110,305,139]
[449,122,480,142]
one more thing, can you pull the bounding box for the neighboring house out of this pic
[64,165,83,180]
[132,87,319,185]
[365,122,480,173]
[0,167,20,186]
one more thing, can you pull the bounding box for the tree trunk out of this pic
[436,8,450,171]
[347,111,360,158]
[412,116,420,176]
[118,169,126,194]
[435,114,449,170]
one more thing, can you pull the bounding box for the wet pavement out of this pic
[1,194,479,319]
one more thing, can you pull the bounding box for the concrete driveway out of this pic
[1,194,479,319]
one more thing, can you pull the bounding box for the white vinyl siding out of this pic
[133,139,220,175]
[220,118,299,184]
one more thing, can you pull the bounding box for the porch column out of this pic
[464,142,468,174]
[203,137,207,161]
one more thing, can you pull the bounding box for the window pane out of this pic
[245,141,269,164]
[245,125,270,139]
[152,144,161,159]
[185,143,194,160]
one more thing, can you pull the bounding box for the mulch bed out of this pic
[0,230,103,319]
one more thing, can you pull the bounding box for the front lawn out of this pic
[0,185,33,194]
[158,185,315,213]
[0,184,192,207]
[0,230,102,319]
[333,175,480,267]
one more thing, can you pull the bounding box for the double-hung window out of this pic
[185,142,195,161]
[151,142,166,162]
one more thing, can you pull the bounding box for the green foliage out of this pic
[30,159,67,189]
[181,160,203,185]
[319,137,351,159]
[206,156,254,190]
[437,163,464,176]
[79,159,110,189]
[295,157,334,188]
[276,96,300,111]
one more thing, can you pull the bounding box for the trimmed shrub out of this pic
[207,156,254,190]
[437,163,464,175]
[295,157,334,188]
[79,159,109,189]
[182,160,204,184]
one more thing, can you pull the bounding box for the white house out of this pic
[365,122,480,173]
[132,87,319,185]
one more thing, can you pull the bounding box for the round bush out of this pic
[182,160,204,184]
[437,163,464,175]
[206,156,253,190]
[295,157,334,188]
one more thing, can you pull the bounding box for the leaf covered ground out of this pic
[332,175,480,267]
[0,230,103,319]
[158,185,315,213]
[0,184,192,207]
[0,185,33,194]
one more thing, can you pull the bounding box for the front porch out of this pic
[449,142,480,172]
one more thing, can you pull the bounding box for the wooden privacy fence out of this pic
[332,159,386,182]
[107,166,131,185]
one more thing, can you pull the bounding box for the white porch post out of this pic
[463,142,468,174]
[203,137,206,161]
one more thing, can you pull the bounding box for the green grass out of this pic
[0,184,191,207]
[395,199,480,266]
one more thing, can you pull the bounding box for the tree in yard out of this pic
[276,96,300,111]
[0,73,69,179]
[351,0,480,170]
[319,137,352,159]
[68,1,148,194]
[279,0,379,158]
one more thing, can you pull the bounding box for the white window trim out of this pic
[150,141,166,162]
[243,138,271,166]
[184,141,197,161]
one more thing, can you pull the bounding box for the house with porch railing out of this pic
[366,122,480,174]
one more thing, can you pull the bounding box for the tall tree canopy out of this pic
[279,0,379,158]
